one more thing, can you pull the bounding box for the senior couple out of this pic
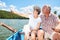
[22,5,60,40]
[7,5,60,40]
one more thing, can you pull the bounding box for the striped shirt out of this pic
[40,13,59,34]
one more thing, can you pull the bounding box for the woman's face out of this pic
[42,6,50,15]
[33,10,38,17]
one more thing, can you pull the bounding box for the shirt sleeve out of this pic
[38,17,42,23]
[53,15,59,26]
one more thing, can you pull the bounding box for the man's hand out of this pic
[52,28,55,30]
[52,28,60,33]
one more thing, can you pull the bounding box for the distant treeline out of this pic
[0,10,60,19]
[0,10,29,19]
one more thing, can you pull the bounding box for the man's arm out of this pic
[52,28,60,33]
[52,23,60,33]
[52,14,60,33]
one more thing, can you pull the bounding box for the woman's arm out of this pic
[11,9,30,18]
[33,22,41,31]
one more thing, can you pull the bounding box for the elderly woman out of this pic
[11,6,43,40]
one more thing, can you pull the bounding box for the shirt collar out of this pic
[49,13,51,16]
[42,13,52,17]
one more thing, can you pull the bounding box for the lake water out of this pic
[0,19,29,40]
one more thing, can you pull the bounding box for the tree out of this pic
[54,11,60,18]
[0,10,29,19]
[54,11,57,14]
[58,15,60,18]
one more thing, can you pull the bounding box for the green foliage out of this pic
[0,10,29,19]
[54,11,57,14]
[58,15,60,19]
[54,11,60,19]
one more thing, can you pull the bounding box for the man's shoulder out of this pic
[51,13,58,18]
[40,13,58,18]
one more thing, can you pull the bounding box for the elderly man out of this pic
[37,5,60,40]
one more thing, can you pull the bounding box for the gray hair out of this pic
[43,5,51,10]
[33,6,41,15]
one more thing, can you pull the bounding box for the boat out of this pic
[7,30,25,40]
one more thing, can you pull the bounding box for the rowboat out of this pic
[7,30,25,40]
[0,23,25,40]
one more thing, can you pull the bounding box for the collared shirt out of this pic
[40,13,59,34]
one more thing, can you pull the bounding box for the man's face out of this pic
[42,6,50,15]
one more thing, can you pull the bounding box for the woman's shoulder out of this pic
[37,16,42,22]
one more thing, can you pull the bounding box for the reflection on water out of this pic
[0,19,28,40]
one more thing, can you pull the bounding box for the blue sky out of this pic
[0,0,60,15]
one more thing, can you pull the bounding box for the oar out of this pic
[0,22,16,33]
[0,22,24,34]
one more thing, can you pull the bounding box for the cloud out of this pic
[10,5,16,9]
[0,1,10,11]
[20,5,34,14]
[9,5,19,12]
[0,4,18,12]
[54,7,60,11]
[0,1,19,12]
[53,6,60,15]
[0,1,6,7]
[1,8,10,11]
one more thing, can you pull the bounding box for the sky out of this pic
[0,0,60,15]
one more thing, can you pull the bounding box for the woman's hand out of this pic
[31,27,38,31]
[34,27,38,31]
